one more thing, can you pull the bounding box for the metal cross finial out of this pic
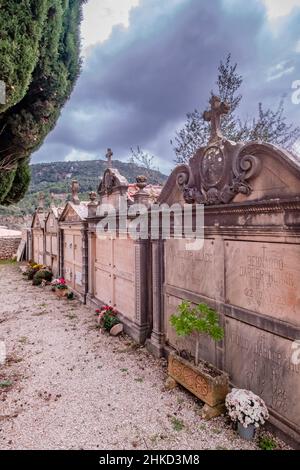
[203,95,230,143]
[106,148,113,168]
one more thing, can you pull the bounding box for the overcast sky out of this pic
[32,0,300,173]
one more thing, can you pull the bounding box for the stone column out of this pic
[87,229,96,299]
[81,224,89,304]
[58,228,64,278]
[133,239,150,344]
[146,239,165,357]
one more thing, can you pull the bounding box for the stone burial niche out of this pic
[31,193,47,265]
[86,151,162,344]
[150,95,300,446]
[44,196,62,278]
[58,181,89,303]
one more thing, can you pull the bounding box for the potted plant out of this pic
[32,269,53,286]
[51,278,69,298]
[23,263,45,280]
[225,388,269,440]
[95,306,123,335]
[168,301,229,417]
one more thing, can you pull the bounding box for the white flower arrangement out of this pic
[225,388,269,428]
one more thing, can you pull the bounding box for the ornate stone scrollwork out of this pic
[182,149,261,205]
[175,164,192,190]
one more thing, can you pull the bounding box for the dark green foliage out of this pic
[258,436,277,451]
[2,160,31,205]
[0,0,86,201]
[24,265,40,280]
[33,269,53,285]
[102,310,120,331]
[170,301,224,341]
[0,169,16,204]
[0,1,48,113]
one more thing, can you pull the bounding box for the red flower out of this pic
[95,309,101,314]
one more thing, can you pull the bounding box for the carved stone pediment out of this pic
[59,202,88,223]
[98,168,129,196]
[180,140,261,205]
[60,205,79,222]
[31,209,46,229]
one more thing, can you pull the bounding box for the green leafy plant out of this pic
[258,436,277,450]
[23,262,45,280]
[170,417,185,431]
[0,380,13,388]
[32,269,53,286]
[96,306,121,331]
[170,301,224,366]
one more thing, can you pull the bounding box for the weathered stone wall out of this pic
[0,236,21,260]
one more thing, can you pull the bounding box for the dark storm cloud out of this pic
[32,0,300,171]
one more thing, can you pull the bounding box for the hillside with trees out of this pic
[0,159,167,217]
[0,0,86,205]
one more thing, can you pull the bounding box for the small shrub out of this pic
[170,301,224,341]
[96,306,121,331]
[23,263,44,280]
[33,269,53,286]
[170,417,185,431]
[0,380,13,388]
[258,436,277,450]
[170,301,224,366]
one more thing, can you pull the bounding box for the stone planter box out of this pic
[168,352,229,408]
[54,288,68,299]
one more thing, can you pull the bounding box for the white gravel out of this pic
[0,263,280,450]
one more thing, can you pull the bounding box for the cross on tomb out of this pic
[203,95,230,143]
[106,148,113,169]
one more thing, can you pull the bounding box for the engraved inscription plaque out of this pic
[226,318,300,431]
[165,239,224,300]
[225,241,300,325]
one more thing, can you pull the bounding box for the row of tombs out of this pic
[27,98,300,446]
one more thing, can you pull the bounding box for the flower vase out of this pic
[237,422,256,441]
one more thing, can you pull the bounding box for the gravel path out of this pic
[0,264,269,450]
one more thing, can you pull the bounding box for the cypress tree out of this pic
[2,160,31,205]
[0,0,87,204]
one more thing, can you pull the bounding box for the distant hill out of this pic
[0,159,168,217]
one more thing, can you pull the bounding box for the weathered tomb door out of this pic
[94,235,135,322]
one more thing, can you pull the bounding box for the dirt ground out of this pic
[0,263,285,450]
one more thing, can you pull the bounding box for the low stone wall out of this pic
[0,237,21,260]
